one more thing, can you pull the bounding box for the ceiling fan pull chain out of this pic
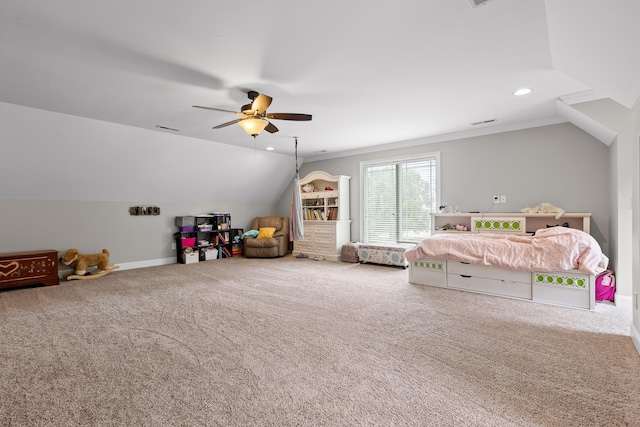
[295,137,299,174]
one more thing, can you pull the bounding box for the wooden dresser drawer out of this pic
[293,241,313,252]
[315,244,337,255]
[314,233,336,244]
[314,223,336,234]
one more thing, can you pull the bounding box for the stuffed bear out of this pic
[59,248,110,276]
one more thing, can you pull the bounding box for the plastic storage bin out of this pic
[175,216,195,227]
[181,237,196,247]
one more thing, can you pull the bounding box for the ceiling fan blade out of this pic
[264,122,279,133]
[212,118,242,129]
[240,103,254,115]
[252,94,273,115]
[265,113,312,121]
[193,105,240,114]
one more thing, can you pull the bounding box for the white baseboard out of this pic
[631,322,640,356]
[617,293,640,357]
[58,257,176,277]
[116,257,176,271]
[615,293,633,310]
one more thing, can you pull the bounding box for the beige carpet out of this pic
[1,255,638,426]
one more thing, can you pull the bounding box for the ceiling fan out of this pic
[193,90,312,138]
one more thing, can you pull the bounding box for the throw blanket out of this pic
[404,227,608,275]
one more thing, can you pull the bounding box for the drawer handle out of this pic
[460,262,470,265]
[461,274,472,278]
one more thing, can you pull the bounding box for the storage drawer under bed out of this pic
[532,271,592,309]
[409,259,446,287]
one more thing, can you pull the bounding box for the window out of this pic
[361,153,440,244]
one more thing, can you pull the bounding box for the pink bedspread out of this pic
[404,227,608,275]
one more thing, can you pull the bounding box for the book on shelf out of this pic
[328,207,338,220]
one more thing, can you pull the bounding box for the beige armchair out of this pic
[243,216,290,258]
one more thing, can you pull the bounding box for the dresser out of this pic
[0,250,59,290]
[295,221,352,261]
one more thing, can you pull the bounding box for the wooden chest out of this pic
[0,250,59,290]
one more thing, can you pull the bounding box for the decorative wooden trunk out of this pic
[0,250,59,290]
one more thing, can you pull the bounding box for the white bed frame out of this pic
[408,212,597,310]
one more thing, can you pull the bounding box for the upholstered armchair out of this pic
[243,216,290,258]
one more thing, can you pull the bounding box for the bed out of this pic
[404,226,609,310]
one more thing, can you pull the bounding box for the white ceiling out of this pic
[0,0,635,158]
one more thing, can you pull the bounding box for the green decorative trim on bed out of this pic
[473,219,523,232]
[534,273,587,288]
[413,260,445,272]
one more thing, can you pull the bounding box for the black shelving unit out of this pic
[230,228,244,256]
[174,214,234,264]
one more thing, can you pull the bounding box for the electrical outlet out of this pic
[171,242,176,250]
[493,195,499,203]
[500,195,506,203]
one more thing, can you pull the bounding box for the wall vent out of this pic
[467,0,495,9]
[471,119,497,125]
[155,125,180,132]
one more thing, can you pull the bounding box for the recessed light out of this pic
[266,146,275,151]
[513,88,532,96]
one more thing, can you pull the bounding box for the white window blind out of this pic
[362,154,439,244]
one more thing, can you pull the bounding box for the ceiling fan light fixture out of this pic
[238,117,268,136]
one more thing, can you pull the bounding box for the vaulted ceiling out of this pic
[1,0,638,158]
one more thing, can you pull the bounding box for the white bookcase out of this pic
[293,171,351,261]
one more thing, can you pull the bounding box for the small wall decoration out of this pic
[129,206,160,216]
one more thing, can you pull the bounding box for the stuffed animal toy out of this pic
[520,202,565,219]
[60,248,110,276]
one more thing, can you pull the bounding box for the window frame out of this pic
[359,152,441,244]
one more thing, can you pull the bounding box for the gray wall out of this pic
[0,102,294,266]
[0,199,276,266]
[283,123,611,255]
[0,99,612,270]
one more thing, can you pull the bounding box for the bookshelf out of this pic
[174,213,237,264]
[293,171,351,261]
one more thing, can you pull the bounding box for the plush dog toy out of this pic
[59,248,110,276]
